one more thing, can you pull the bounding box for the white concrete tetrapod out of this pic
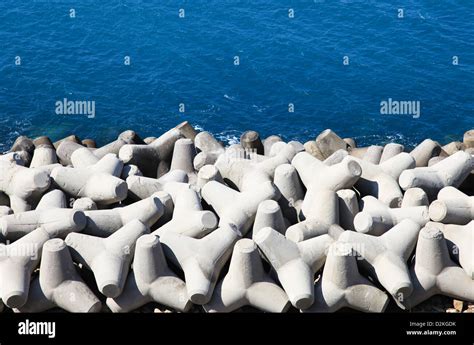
[65,219,149,298]
[399,151,474,198]
[30,137,58,168]
[263,135,282,156]
[201,180,279,235]
[429,187,474,225]
[126,169,188,200]
[402,226,474,309]
[16,238,102,313]
[160,224,241,305]
[0,161,50,212]
[0,227,50,308]
[254,227,334,309]
[106,234,191,313]
[196,164,224,191]
[410,139,443,167]
[119,122,190,177]
[363,145,383,164]
[240,130,264,155]
[433,221,474,278]
[193,131,225,170]
[291,152,361,192]
[153,189,217,238]
[339,219,421,300]
[82,193,164,237]
[215,142,297,191]
[72,197,97,211]
[51,154,126,205]
[353,196,428,236]
[336,189,359,231]
[170,138,197,184]
[204,238,290,313]
[380,143,404,163]
[314,129,348,159]
[352,153,415,207]
[401,188,429,208]
[92,130,145,159]
[0,206,86,241]
[273,164,304,224]
[285,189,339,242]
[303,242,389,313]
[252,200,287,239]
[56,141,84,166]
[36,189,67,210]
[323,149,348,166]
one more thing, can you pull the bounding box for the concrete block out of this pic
[196,164,224,190]
[339,219,421,300]
[56,141,84,166]
[402,226,474,309]
[153,189,217,238]
[263,135,282,156]
[434,221,474,278]
[354,196,428,236]
[463,129,474,148]
[201,180,279,235]
[343,138,357,149]
[252,200,287,239]
[399,151,474,197]
[380,143,404,163]
[36,189,67,210]
[401,188,429,207]
[273,164,304,224]
[352,153,415,207]
[193,132,225,170]
[170,138,197,184]
[30,137,58,168]
[303,141,324,160]
[160,223,241,304]
[51,154,126,205]
[16,238,101,313]
[93,130,145,159]
[240,131,264,155]
[337,189,359,231]
[82,193,164,237]
[106,234,191,312]
[119,124,186,177]
[126,170,188,200]
[254,227,334,309]
[0,227,50,308]
[303,242,389,312]
[66,219,149,297]
[442,141,464,156]
[0,161,50,212]
[410,139,443,167]
[204,239,290,313]
[363,145,383,164]
[53,134,81,150]
[315,129,348,159]
[429,187,473,224]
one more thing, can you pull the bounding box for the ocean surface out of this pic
[0,1,473,151]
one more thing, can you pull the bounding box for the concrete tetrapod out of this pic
[402,226,474,309]
[0,227,50,308]
[291,152,361,192]
[399,151,474,198]
[16,238,102,313]
[126,170,188,200]
[285,189,339,242]
[353,196,429,236]
[82,193,164,237]
[314,129,348,159]
[336,189,359,231]
[409,139,444,167]
[351,153,415,207]
[433,221,474,278]
[401,188,429,208]
[339,219,421,301]
[170,138,197,184]
[0,161,50,212]
[252,200,287,239]
[429,187,474,225]
[119,122,193,177]
[106,234,191,313]
[51,154,126,205]
[273,164,304,224]
[380,143,404,163]
[193,131,225,170]
[303,242,389,313]
[65,219,149,298]
[30,137,58,168]
[92,130,145,159]
[159,224,241,305]
[215,141,297,191]
[201,180,280,235]
[0,204,86,241]
[153,189,217,238]
[254,227,334,309]
[204,238,290,313]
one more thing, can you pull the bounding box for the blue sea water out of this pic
[0,0,472,151]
